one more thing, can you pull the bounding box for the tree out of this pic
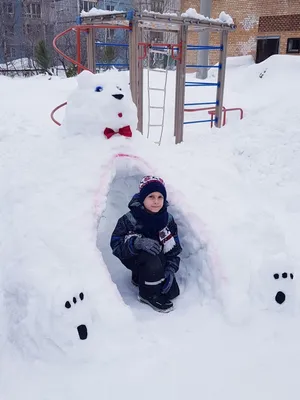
[35,40,52,75]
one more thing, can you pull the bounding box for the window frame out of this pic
[83,0,98,12]
[25,3,41,19]
[286,37,300,54]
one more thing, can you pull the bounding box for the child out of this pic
[110,175,182,313]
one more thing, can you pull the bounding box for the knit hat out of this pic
[139,175,167,203]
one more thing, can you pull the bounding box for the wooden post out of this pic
[215,30,228,128]
[76,27,82,74]
[129,19,143,133]
[87,27,96,73]
[137,27,144,133]
[129,21,138,107]
[174,24,188,144]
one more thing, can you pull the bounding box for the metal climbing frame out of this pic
[58,11,235,143]
[147,45,171,145]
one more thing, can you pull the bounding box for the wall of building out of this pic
[180,0,300,67]
[209,0,300,63]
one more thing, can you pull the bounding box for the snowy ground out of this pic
[1,54,300,399]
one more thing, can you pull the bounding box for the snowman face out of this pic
[63,70,137,136]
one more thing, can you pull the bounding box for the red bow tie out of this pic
[104,125,132,139]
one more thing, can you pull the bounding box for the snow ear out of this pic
[77,70,95,89]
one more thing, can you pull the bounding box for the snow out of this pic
[80,8,125,17]
[181,8,234,25]
[80,7,233,25]
[0,57,37,70]
[1,54,300,399]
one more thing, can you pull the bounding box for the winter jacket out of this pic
[110,196,182,272]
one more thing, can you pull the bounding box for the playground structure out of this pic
[52,10,236,144]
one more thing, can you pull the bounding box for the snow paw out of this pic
[273,272,294,305]
[252,253,296,311]
[65,292,88,340]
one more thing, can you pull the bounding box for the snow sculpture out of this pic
[62,70,137,138]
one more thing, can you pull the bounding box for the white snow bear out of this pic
[62,70,137,138]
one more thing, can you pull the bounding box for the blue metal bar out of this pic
[185,82,220,87]
[187,45,222,50]
[95,42,129,47]
[76,16,82,25]
[96,63,129,67]
[126,10,134,21]
[184,101,217,106]
[186,64,220,69]
[184,119,216,125]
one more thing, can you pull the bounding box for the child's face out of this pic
[143,192,164,213]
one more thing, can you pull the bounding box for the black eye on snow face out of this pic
[95,86,103,92]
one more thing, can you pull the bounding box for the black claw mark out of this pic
[290,273,294,279]
[77,324,88,340]
[282,272,288,278]
[65,293,88,339]
[65,301,71,309]
[274,273,279,279]
[275,291,286,305]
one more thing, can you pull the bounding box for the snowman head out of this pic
[63,70,137,137]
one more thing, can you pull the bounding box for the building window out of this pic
[287,38,300,54]
[25,3,41,18]
[10,47,16,57]
[24,24,32,35]
[83,1,98,12]
[6,46,16,58]
[2,2,14,15]
[107,29,115,39]
[106,5,115,11]
[5,25,14,36]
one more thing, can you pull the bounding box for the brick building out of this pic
[181,0,300,65]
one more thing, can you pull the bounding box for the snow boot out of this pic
[138,294,174,313]
[131,271,139,287]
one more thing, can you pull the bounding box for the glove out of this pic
[134,237,162,256]
[161,267,176,294]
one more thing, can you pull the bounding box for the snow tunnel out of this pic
[96,153,218,312]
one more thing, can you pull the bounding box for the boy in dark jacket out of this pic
[110,176,182,313]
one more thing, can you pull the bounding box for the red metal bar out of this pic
[172,43,182,62]
[53,27,90,73]
[208,107,243,128]
[138,43,148,60]
[76,27,82,74]
[50,101,67,126]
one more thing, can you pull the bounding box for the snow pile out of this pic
[142,10,178,16]
[181,8,234,25]
[1,55,300,399]
[81,8,125,17]
[0,57,36,70]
